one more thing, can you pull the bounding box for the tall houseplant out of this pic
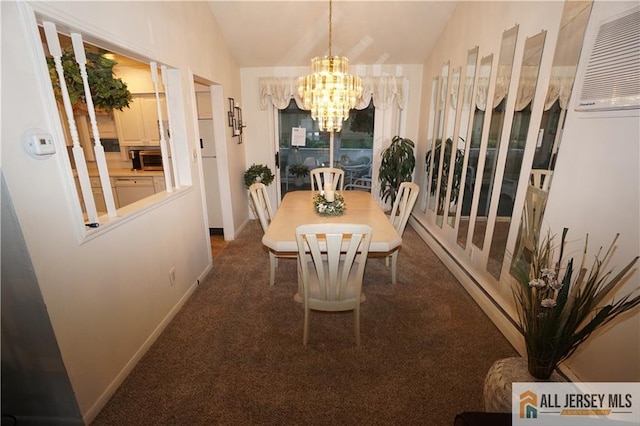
[425,138,464,215]
[379,136,415,205]
[512,228,640,379]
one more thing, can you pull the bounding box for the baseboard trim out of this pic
[234,217,250,240]
[408,216,575,382]
[408,217,524,354]
[83,277,201,424]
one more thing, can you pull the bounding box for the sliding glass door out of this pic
[278,100,374,198]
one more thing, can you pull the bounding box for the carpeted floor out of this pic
[92,221,517,425]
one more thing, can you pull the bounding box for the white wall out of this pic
[412,0,639,382]
[1,1,245,422]
[543,1,640,382]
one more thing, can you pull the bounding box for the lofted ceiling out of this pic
[207,1,458,68]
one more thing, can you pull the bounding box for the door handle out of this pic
[275,152,279,168]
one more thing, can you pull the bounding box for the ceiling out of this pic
[207,1,458,68]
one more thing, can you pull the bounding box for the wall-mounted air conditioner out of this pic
[575,5,640,112]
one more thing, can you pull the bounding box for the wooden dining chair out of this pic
[519,170,553,255]
[249,182,294,286]
[295,223,373,346]
[310,167,345,192]
[387,182,420,284]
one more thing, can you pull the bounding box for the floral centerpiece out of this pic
[512,228,640,380]
[313,192,346,216]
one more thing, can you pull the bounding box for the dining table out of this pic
[262,190,402,302]
[262,190,402,254]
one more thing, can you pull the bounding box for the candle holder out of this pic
[313,192,345,216]
[228,97,245,144]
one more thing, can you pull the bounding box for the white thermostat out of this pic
[23,129,56,159]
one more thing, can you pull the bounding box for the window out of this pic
[39,21,182,233]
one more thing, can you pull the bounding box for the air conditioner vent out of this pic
[576,6,640,111]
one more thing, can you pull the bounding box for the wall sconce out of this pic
[228,97,245,144]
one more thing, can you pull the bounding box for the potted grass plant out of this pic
[511,228,640,379]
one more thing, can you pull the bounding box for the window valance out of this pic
[476,77,490,112]
[544,66,578,110]
[259,76,406,111]
[514,66,541,111]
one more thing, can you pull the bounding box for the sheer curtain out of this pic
[259,75,407,204]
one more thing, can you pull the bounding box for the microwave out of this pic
[130,149,163,171]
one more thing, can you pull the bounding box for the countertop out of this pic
[75,168,165,178]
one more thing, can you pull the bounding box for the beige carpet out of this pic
[92,221,516,425]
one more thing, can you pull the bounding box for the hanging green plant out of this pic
[244,164,275,188]
[47,47,132,112]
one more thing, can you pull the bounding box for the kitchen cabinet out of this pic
[196,91,213,119]
[115,94,167,146]
[90,176,108,213]
[113,176,155,207]
[153,176,166,193]
[75,176,115,213]
[75,171,166,213]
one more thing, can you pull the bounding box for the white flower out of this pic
[529,279,546,288]
[541,298,557,308]
[541,268,556,280]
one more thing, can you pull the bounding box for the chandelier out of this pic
[298,0,363,132]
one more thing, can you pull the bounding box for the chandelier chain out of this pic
[328,0,332,56]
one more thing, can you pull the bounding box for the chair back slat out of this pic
[249,182,274,232]
[389,182,420,235]
[296,224,372,303]
[310,167,345,191]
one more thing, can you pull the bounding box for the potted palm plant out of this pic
[425,138,464,215]
[379,136,415,205]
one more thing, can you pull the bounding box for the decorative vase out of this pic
[483,357,564,413]
[527,355,557,380]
